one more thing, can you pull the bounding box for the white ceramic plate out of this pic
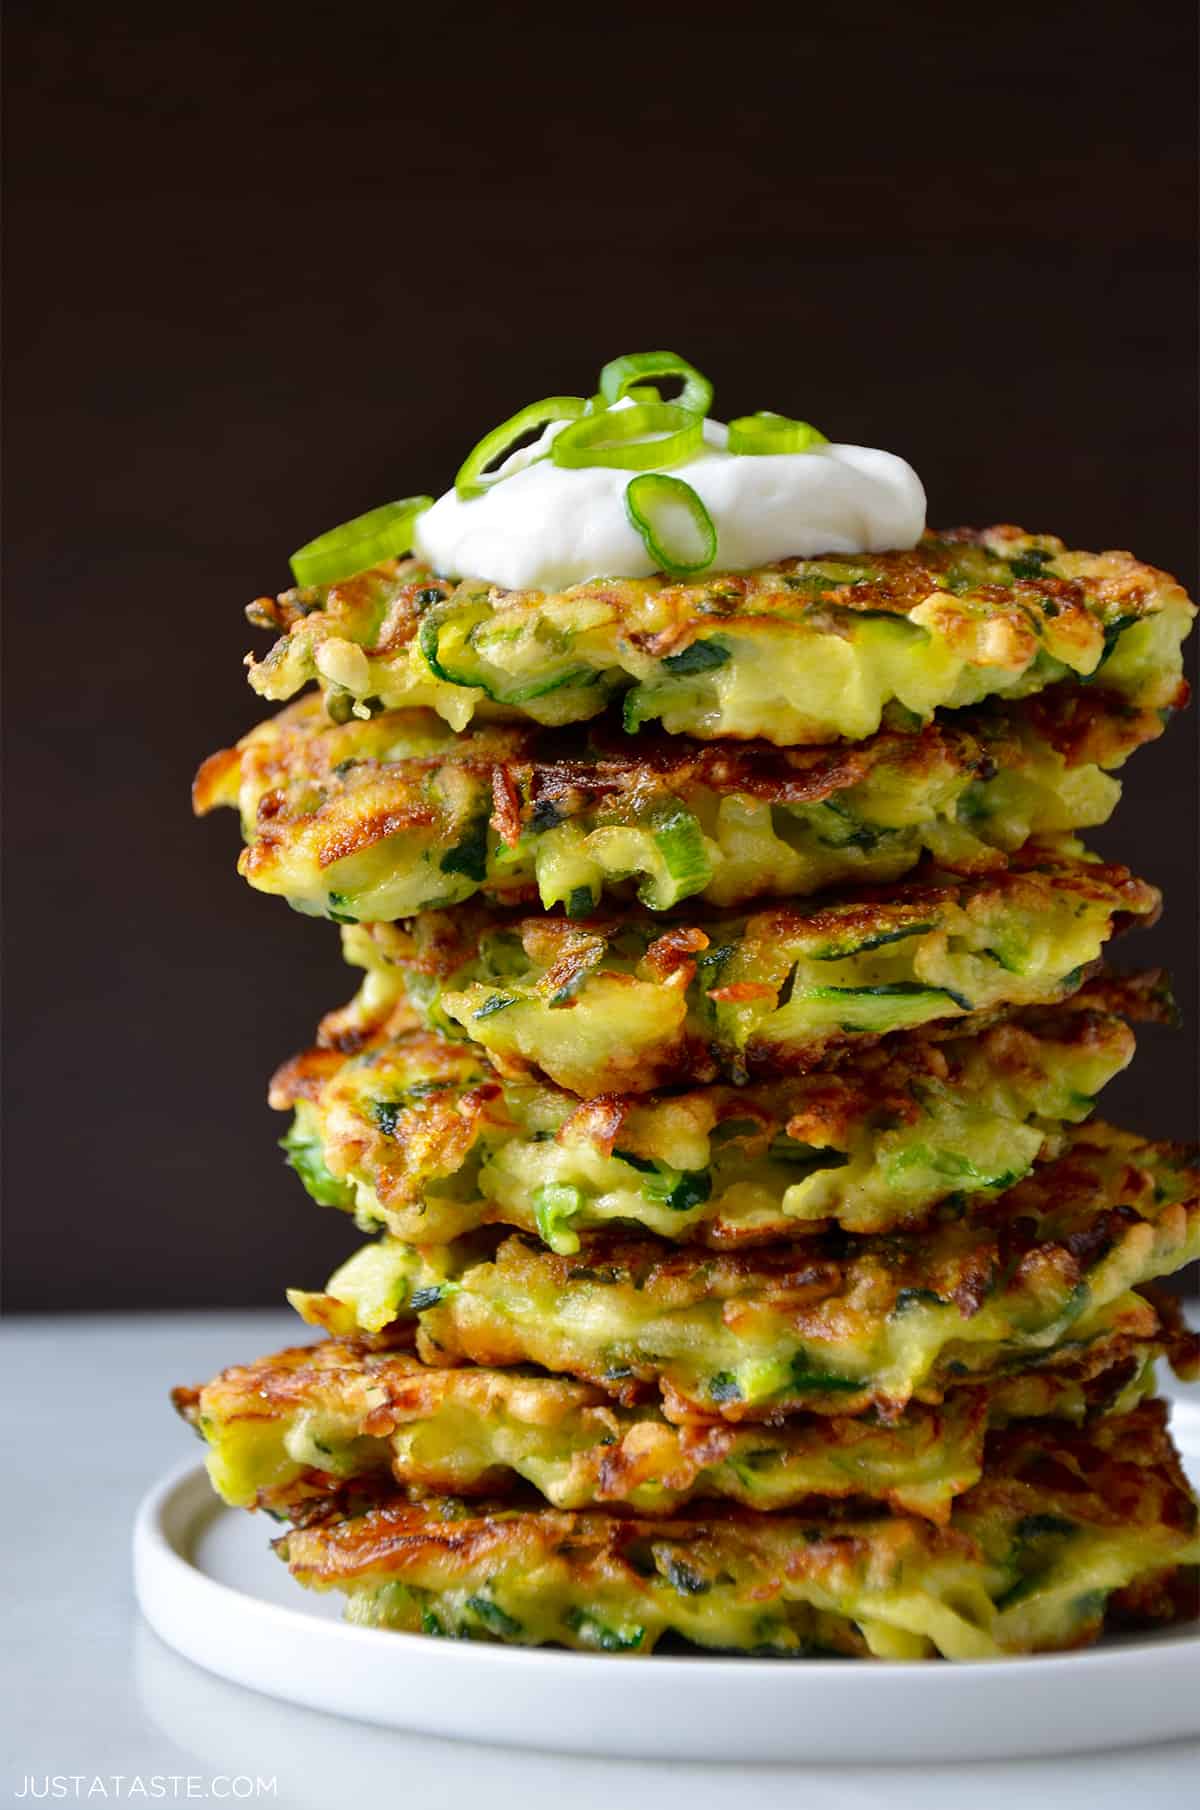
[134,1399,1200,1763]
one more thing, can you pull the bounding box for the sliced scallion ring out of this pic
[624,472,717,576]
[728,411,828,455]
[455,396,588,499]
[586,384,661,411]
[598,351,713,418]
[553,402,704,473]
[645,807,711,908]
[289,496,434,587]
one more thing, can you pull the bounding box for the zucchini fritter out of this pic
[244,529,1194,746]
[326,847,1159,1095]
[288,1125,1200,1421]
[272,973,1160,1247]
[274,1402,1200,1657]
[194,688,1156,919]
[175,1322,1185,1524]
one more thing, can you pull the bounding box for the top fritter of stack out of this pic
[239,351,1193,751]
[242,517,1193,748]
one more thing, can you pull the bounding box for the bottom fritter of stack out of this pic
[175,1303,1200,1660]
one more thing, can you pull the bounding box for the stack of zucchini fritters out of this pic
[179,506,1200,1660]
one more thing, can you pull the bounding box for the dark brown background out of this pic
[4,4,1197,1310]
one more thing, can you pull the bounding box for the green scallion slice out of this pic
[598,351,714,418]
[533,1182,584,1254]
[642,806,712,908]
[455,396,588,499]
[623,472,717,575]
[552,402,704,473]
[585,383,661,411]
[289,496,434,587]
[727,412,828,456]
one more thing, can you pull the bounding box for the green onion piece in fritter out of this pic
[533,1183,584,1255]
[624,473,717,575]
[728,412,828,456]
[289,496,434,587]
[553,402,705,473]
[650,806,712,899]
[598,351,714,418]
[455,396,589,499]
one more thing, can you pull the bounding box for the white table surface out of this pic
[2,1308,1197,1810]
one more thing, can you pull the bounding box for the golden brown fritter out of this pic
[174,1302,1192,1527]
[193,687,1153,920]
[324,844,1160,1095]
[243,528,1195,746]
[288,1123,1200,1423]
[274,1400,1200,1657]
[270,972,1162,1247]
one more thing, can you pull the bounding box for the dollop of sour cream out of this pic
[414,412,926,592]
